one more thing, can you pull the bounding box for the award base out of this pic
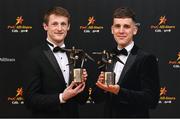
[73,68,83,83]
[104,72,115,85]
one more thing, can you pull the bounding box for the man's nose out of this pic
[118,27,125,33]
[121,26,126,32]
[56,24,63,30]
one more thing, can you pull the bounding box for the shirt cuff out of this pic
[59,93,66,103]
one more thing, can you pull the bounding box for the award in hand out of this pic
[93,50,116,85]
[65,46,94,83]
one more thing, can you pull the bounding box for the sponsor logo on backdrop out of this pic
[7,16,32,33]
[7,87,24,104]
[150,16,175,32]
[80,16,104,33]
[168,52,180,69]
[159,86,176,104]
[0,57,15,62]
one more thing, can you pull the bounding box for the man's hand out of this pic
[62,81,85,101]
[62,68,87,101]
[96,71,120,95]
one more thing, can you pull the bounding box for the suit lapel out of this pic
[43,45,66,84]
[118,45,138,84]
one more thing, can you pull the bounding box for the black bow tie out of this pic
[53,46,66,53]
[46,40,65,53]
[114,48,128,56]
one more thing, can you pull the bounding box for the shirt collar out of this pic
[117,41,134,54]
[46,38,65,49]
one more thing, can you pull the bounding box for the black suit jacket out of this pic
[94,45,160,118]
[23,43,87,117]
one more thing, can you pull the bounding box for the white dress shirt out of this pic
[47,39,70,86]
[47,39,69,103]
[113,41,134,84]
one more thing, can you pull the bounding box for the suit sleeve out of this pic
[23,50,61,112]
[116,54,160,109]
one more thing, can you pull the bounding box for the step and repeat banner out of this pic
[0,0,179,117]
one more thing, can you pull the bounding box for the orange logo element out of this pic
[160,87,167,96]
[158,16,167,25]
[16,87,23,97]
[177,52,180,61]
[87,16,95,26]
[15,16,24,25]
[7,87,24,104]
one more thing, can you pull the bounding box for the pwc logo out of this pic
[7,16,32,33]
[159,86,176,104]
[80,16,103,33]
[7,87,24,104]
[150,16,175,33]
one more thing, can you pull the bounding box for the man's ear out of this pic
[67,24,70,31]
[133,25,138,35]
[111,25,114,34]
[43,23,48,31]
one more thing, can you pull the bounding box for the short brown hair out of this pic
[113,7,136,22]
[43,6,70,24]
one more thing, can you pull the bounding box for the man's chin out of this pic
[54,39,64,44]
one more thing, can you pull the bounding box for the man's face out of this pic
[111,18,137,48]
[43,14,70,45]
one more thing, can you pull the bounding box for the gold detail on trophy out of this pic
[104,72,115,85]
[73,68,83,83]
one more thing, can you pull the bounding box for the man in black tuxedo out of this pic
[23,6,88,117]
[95,7,160,117]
